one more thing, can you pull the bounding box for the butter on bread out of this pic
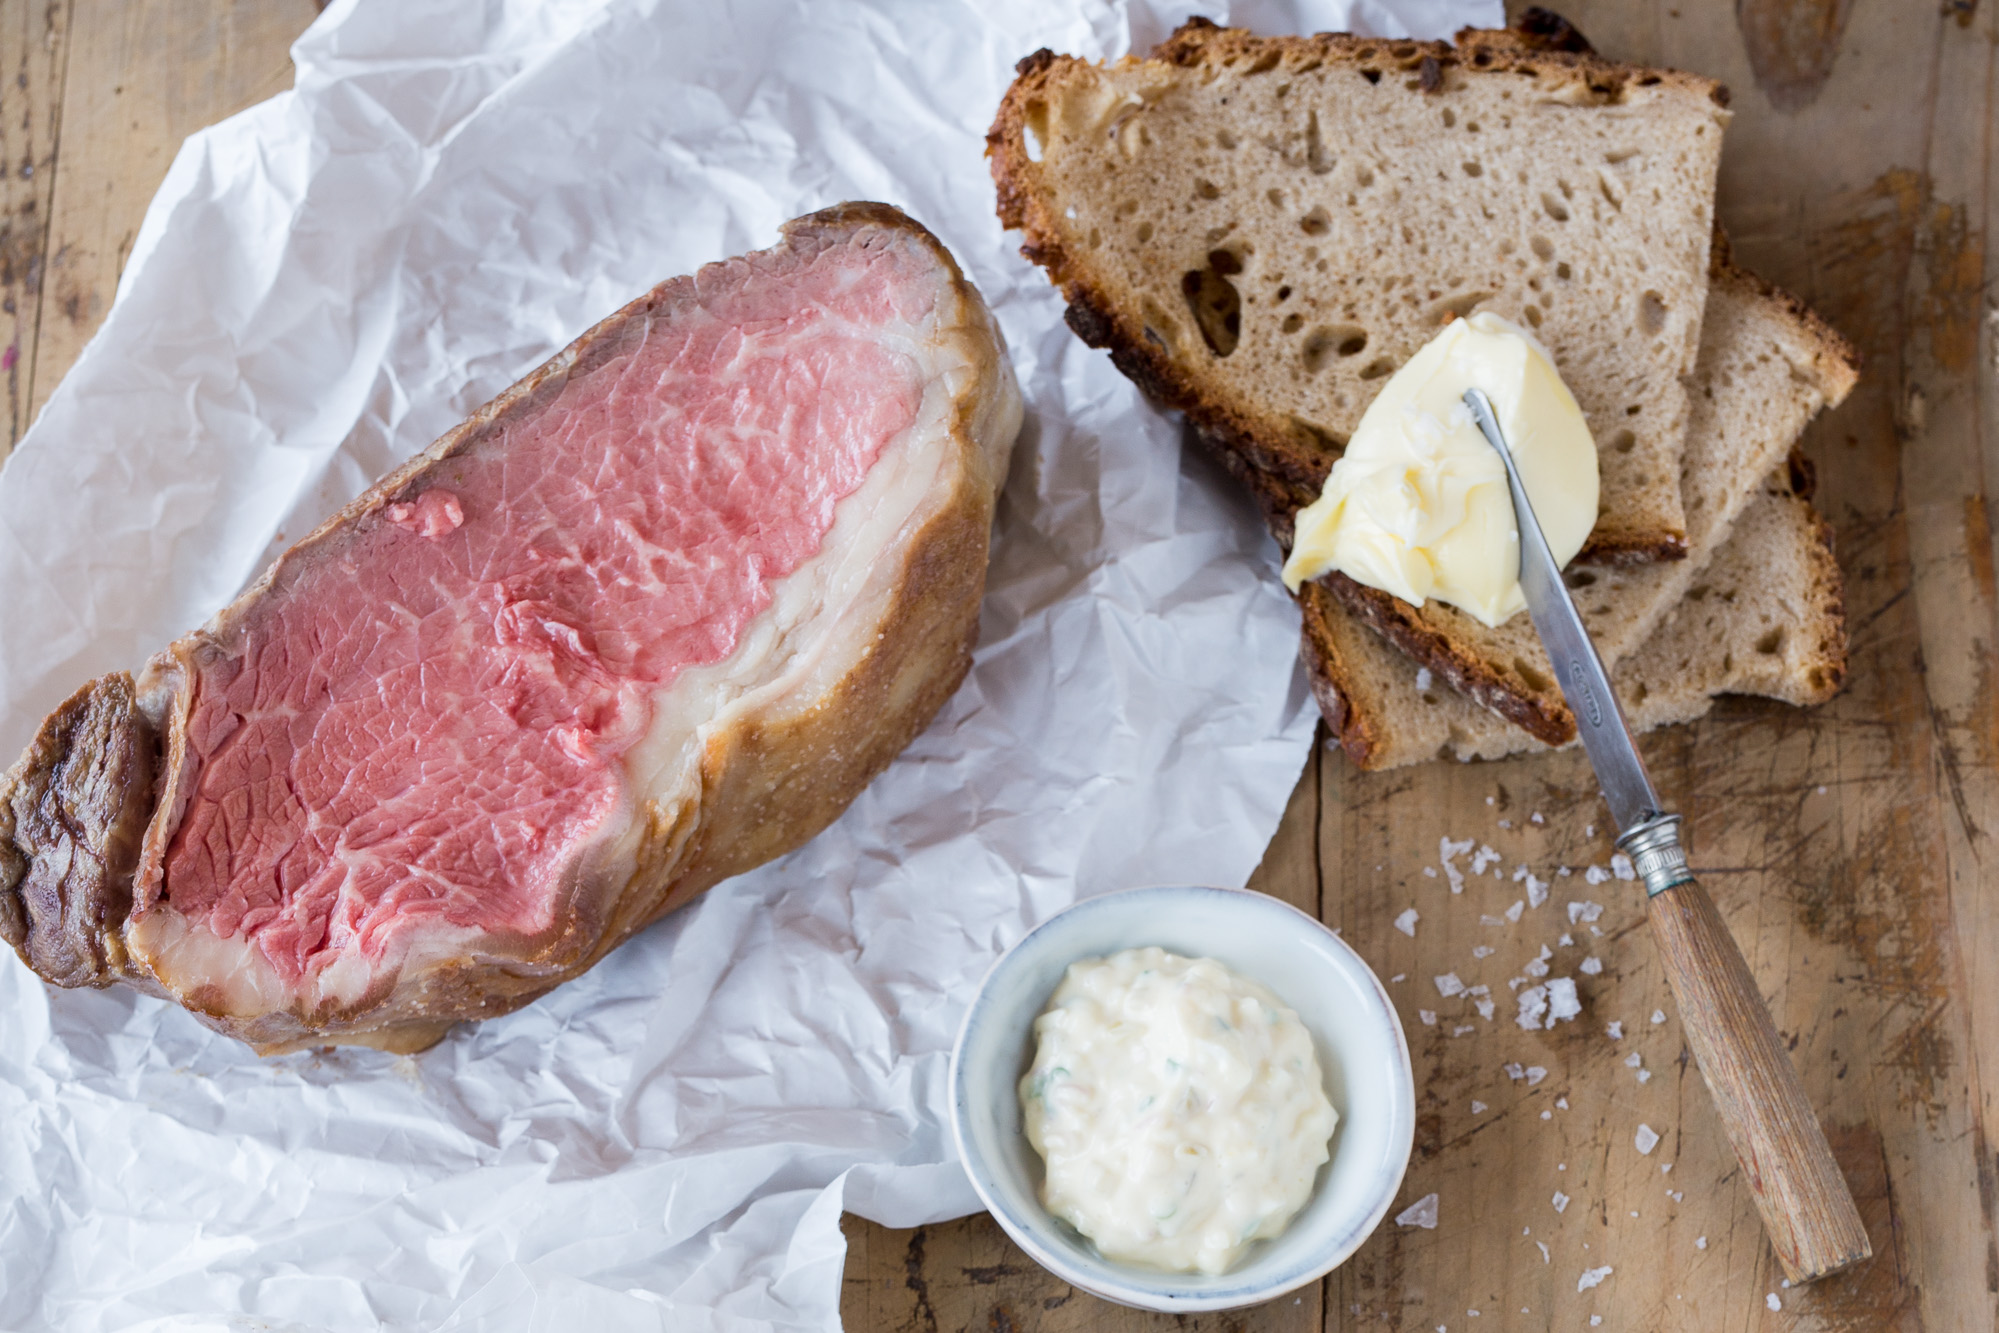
[989,17,1732,740]
[1299,262,1855,768]
[1304,464,1846,769]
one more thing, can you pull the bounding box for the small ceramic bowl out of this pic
[949,885,1415,1313]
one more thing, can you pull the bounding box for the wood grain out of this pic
[2,1,1992,1330]
[1645,877,1869,1282]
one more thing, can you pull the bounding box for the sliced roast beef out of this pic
[0,202,1022,1053]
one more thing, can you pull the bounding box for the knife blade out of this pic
[1460,385,1870,1283]
[1461,387,1665,837]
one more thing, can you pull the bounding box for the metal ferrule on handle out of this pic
[1616,814,1696,897]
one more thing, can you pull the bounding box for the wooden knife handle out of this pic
[1648,876,1872,1282]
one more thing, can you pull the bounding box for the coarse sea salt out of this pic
[1475,998,1496,1021]
[1436,973,1466,997]
[1695,1236,1707,1250]
[1544,978,1581,1024]
[1652,1009,1667,1024]
[1395,908,1420,937]
[1391,973,1406,982]
[1473,945,1495,958]
[1578,1266,1613,1292]
[1396,1193,1439,1228]
[1424,866,1438,878]
[1504,1062,1525,1081]
[1611,853,1636,881]
[1568,901,1604,925]
[1506,899,1524,922]
[1584,865,1611,885]
[1767,1293,1781,1311]
[1479,915,1506,928]
[1525,1066,1547,1087]
[1635,1123,1661,1155]
[1472,1100,1488,1114]
[1536,1240,1550,1263]
[1531,812,1544,825]
[1606,1020,1624,1040]
[1579,956,1602,975]
[1552,1191,1569,1213]
[1516,987,1548,1029]
[1624,1052,1643,1069]
[1419,1009,1438,1026]
[1453,1024,1475,1036]
[1555,1096,1568,1110]
[1415,667,1433,691]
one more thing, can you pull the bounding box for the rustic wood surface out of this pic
[5,3,1991,1331]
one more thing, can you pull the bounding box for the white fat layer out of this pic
[126,259,1015,1027]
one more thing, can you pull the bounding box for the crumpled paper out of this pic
[0,0,1493,1328]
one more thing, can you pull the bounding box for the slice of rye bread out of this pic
[1302,464,1846,769]
[990,17,1732,736]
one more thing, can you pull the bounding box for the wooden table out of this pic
[7,3,1991,1330]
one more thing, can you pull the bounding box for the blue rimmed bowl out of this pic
[949,885,1416,1312]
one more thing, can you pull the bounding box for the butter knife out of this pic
[1464,388,1871,1284]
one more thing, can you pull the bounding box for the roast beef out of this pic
[0,202,1022,1054]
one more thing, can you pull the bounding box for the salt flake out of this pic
[1624,1052,1643,1068]
[1584,865,1611,885]
[1568,900,1604,925]
[1606,1020,1624,1040]
[1635,1123,1661,1155]
[1505,899,1524,922]
[1611,852,1636,881]
[1525,1065,1548,1087]
[1473,945,1495,958]
[1536,1240,1550,1263]
[1580,956,1602,975]
[1544,977,1581,1024]
[1516,985,1548,1029]
[1395,908,1420,937]
[1419,1010,1438,1026]
[1651,1009,1667,1025]
[1396,1193,1439,1229]
[1552,1191,1570,1213]
[1695,1236,1707,1250]
[1767,1293,1781,1311]
[1435,972,1465,997]
[1577,1266,1613,1292]
[1471,1100,1488,1114]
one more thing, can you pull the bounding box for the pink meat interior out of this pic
[159,234,936,987]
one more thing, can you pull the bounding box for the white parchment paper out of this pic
[0,1,1493,1328]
